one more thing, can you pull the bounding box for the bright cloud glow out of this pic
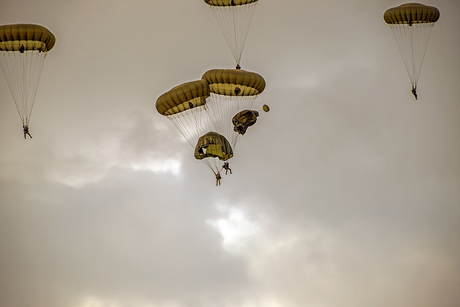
[77,297,184,307]
[130,158,181,175]
[207,204,261,253]
[78,297,119,307]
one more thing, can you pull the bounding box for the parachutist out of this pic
[236,63,241,70]
[384,4,439,101]
[0,25,55,132]
[223,162,232,175]
[216,172,222,186]
[411,85,418,100]
[23,125,32,139]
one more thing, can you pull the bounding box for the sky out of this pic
[0,1,459,307]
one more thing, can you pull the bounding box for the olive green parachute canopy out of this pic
[156,79,210,116]
[194,132,233,161]
[0,24,56,52]
[202,69,265,96]
[232,110,258,135]
[204,0,258,6]
[384,3,440,24]
[202,68,265,148]
[263,104,270,112]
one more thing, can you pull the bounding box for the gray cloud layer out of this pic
[1,1,460,307]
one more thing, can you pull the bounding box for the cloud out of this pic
[1,1,460,307]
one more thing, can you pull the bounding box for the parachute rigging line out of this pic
[389,23,435,89]
[0,50,47,126]
[208,2,257,66]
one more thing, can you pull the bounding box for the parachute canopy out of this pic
[232,109,258,135]
[203,0,258,66]
[0,24,56,52]
[194,131,233,161]
[204,0,258,6]
[201,68,265,148]
[156,79,210,116]
[383,3,440,98]
[156,79,213,147]
[263,104,270,112]
[0,24,55,126]
[202,68,265,96]
[384,3,440,24]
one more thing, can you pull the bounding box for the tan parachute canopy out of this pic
[155,79,214,148]
[204,0,258,6]
[202,68,265,149]
[202,69,265,96]
[0,24,56,52]
[194,131,233,161]
[384,3,440,25]
[156,79,210,116]
[232,110,258,135]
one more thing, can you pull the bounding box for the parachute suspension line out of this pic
[25,51,47,125]
[390,23,434,89]
[205,93,257,148]
[209,2,257,65]
[0,52,24,124]
[231,130,243,151]
[167,107,215,148]
[0,50,47,126]
[201,157,224,175]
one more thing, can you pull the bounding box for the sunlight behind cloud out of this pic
[79,297,120,307]
[77,297,185,307]
[130,158,181,175]
[207,204,262,253]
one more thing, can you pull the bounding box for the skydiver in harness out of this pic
[223,161,232,175]
[411,85,418,100]
[23,124,32,139]
[215,171,222,186]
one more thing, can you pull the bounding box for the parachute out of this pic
[0,24,56,127]
[384,3,440,98]
[156,79,213,147]
[232,110,258,135]
[262,104,270,112]
[203,0,258,68]
[194,131,233,174]
[156,80,233,176]
[202,68,265,149]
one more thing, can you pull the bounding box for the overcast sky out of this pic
[1,1,459,307]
